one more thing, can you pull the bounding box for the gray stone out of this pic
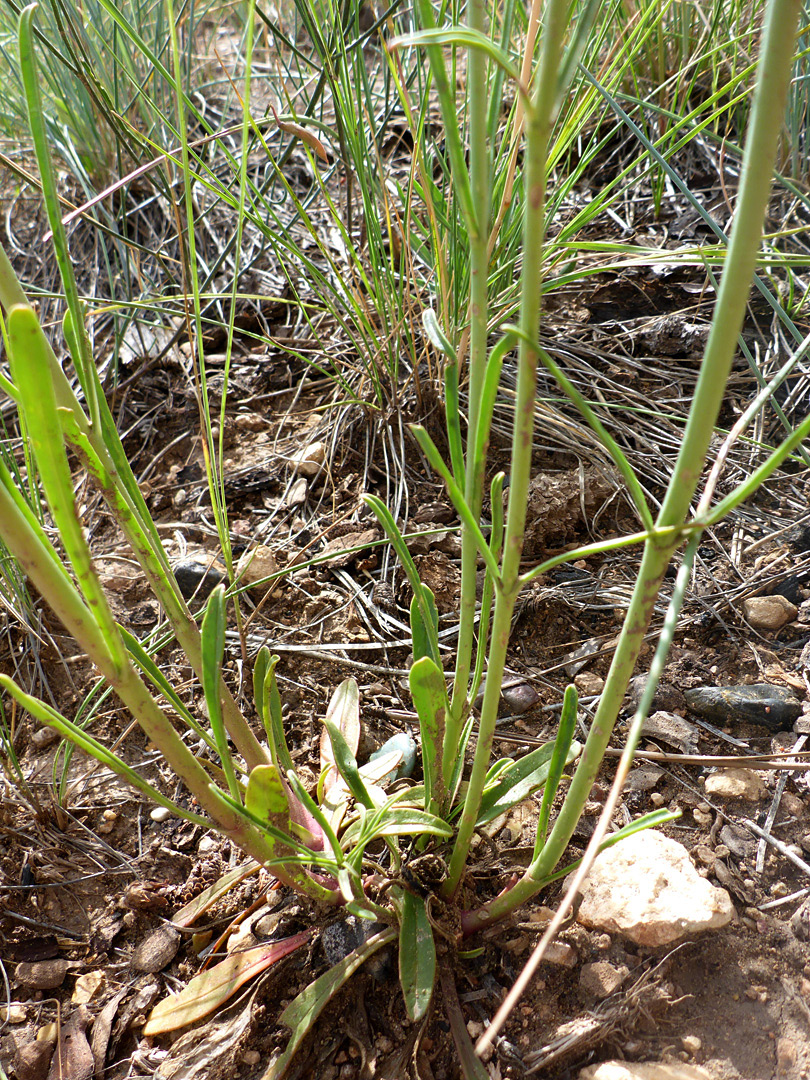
[15,960,68,990]
[641,711,699,753]
[685,684,802,731]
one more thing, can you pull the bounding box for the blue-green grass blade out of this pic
[18,7,99,431]
[201,585,240,803]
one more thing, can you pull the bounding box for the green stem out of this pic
[462,0,802,927]
[0,474,330,898]
[0,247,266,771]
[444,0,571,898]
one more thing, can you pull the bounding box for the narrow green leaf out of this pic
[7,305,126,674]
[119,626,216,750]
[422,309,455,360]
[471,334,514,480]
[18,7,100,430]
[476,737,581,826]
[392,27,521,88]
[253,646,271,728]
[409,656,448,811]
[365,494,442,667]
[399,891,435,1021]
[444,361,465,487]
[321,678,360,791]
[266,926,397,1079]
[342,808,453,848]
[201,585,239,802]
[410,588,440,665]
[323,719,375,810]
[285,769,344,865]
[259,653,294,777]
[535,684,579,852]
[409,425,501,584]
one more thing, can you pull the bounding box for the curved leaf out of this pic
[143,932,312,1035]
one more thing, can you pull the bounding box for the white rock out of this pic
[578,1063,713,1080]
[704,768,765,801]
[742,595,797,630]
[573,830,734,946]
[290,441,326,478]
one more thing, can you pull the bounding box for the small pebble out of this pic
[544,942,578,968]
[241,1051,261,1066]
[0,1005,26,1023]
[681,1035,702,1054]
[782,792,805,817]
[742,595,797,630]
[574,672,605,696]
[98,809,118,834]
[777,1037,797,1072]
[131,925,181,973]
[704,768,765,801]
[31,727,59,750]
[15,960,69,990]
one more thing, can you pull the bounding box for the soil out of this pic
[4,32,810,1080]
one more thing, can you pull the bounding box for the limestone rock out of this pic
[574,672,605,696]
[641,711,698,753]
[704,768,765,801]
[573,830,734,946]
[578,1062,713,1080]
[742,594,797,630]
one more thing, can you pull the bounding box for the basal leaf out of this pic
[265,926,397,1079]
[409,656,448,811]
[320,678,360,794]
[143,932,312,1035]
[399,891,435,1021]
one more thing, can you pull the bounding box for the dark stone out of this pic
[172,560,227,601]
[684,684,802,732]
[321,917,392,982]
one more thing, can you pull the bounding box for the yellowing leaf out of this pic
[142,931,312,1035]
[269,103,328,162]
